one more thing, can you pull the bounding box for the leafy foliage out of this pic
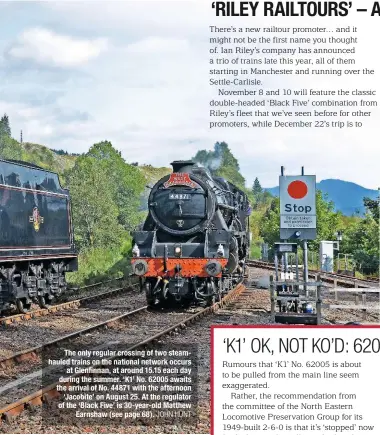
[0,114,11,137]
[252,177,262,196]
[63,142,153,282]
[340,197,379,274]
[193,141,245,188]
[66,155,125,249]
[66,244,132,286]
[363,196,379,221]
[86,141,146,230]
[251,177,272,209]
[51,148,81,157]
[0,135,23,160]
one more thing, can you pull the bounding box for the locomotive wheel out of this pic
[205,281,220,306]
[145,281,156,307]
[146,296,156,307]
[206,291,216,307]
[16,299,31,314]
[181,299,192,308]
[38,295,49,309]
[158,297,173,309]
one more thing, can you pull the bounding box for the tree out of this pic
[193,141,245,188]
[339,197,379,274]
[363,196,379,221]
[66,156,124,249]
[259,197,280,246]
[0,114,11,137]
[252,177,266,208]
[0,136,22,160]
[340,215,379,273]
[310,191,342,250]
[252,177,263,196]
[86,141,146,230]
[51,149,69,156]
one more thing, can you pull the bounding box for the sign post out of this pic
[279,167,317,292]
[279,170,316,241]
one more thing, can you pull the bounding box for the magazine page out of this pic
[0,1,379,435]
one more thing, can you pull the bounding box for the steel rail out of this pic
[0,282,245,423]
[67,276,124,291]
[0,304,147,370]
[0,285,137,327]
[247,259,378,288]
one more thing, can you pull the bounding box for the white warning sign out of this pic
[280,175,316,230]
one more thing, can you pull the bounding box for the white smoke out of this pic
[207,156,223,171]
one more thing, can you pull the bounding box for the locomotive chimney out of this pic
[171,160,195,173]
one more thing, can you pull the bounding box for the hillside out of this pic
[138,164,171,187]
[21,142,77,183]
[0,139,78,186]
[0,141,170,193]
[138,164,171,211]
[264,179,378,216]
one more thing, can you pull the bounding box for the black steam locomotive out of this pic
[0,159,78,314]
[131,161,251,307]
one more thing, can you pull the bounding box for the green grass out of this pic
[66,236,134,287]
[138,164,171,185]
[67,247,129,286]
[250,242,262,259]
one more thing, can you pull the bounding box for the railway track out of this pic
[247,260,380,325]
[5,264,368,431]
[0,280,135,327]
[247,259,378,288]
[223,286,270,313]
[67,277,123,292]
[0,305,147,372]
[1,277,123,316]
[0,282,245,424]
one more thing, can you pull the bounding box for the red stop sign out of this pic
[287,180,308,199]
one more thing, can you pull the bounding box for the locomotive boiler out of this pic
[131,160,250,307]
[0,159,78,314]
